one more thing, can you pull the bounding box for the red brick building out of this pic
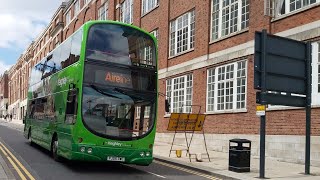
[0,71,9,118]
[7,0,320,165]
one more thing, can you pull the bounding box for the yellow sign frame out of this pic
[167,113,206,131]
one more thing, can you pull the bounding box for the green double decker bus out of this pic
[23,21,158,165]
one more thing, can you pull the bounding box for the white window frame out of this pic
[150,29,158,40]
[277,0,319,15]
[142,0,158,15]
[137,37,154,65]
[169,10,195,57]
[210,0,249,41]
[120,0,133,24]
[74,0,80,15]
[66,10,71,25]
[136,106,151,118]
[98,2,109,20]
[166,74,193,113]
[206,60,247,113]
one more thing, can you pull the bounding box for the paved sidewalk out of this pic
[153,141,320,180]
[0,119,24,132]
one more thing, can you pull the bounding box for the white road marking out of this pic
[145,170,167,178]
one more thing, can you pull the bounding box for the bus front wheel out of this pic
[51,137,62,162]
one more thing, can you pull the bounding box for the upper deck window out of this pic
[86,23,156,68]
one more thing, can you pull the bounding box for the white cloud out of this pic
[0,0,66,49]
[0,59,12,76]
[0,14,46,48]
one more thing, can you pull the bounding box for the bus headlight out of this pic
[146,152,151,157]
[87,148,93,154]
[80,147,86,152]
[140,152,145,157]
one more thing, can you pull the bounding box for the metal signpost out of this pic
[254,29,312,178]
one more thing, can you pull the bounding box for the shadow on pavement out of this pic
[28,142,147,175]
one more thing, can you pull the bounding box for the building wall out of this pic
[156,0,320,136]
[0,72,8,98]
[0,72,9,117]
[6,0,320,129]
[6,0,320,163]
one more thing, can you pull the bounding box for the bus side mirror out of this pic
[23,116,26,124]
[165,99,170,113]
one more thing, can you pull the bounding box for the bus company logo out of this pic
[107,141,122,147]
[57,77,68,87]
[105,72,131,85]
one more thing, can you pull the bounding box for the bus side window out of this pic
[65,88,78,124]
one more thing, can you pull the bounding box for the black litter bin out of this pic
[228,139,251,172]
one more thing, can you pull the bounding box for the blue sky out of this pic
[0,0,65,75]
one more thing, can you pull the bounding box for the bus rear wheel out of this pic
[52,137,62,162]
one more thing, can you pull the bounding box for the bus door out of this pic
[43,95,56,147]
[61,85,78,149]
[33,98,46,141]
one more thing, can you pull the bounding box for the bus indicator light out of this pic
[78,138,83,143]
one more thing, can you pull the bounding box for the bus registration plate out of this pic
[107,156,125,162]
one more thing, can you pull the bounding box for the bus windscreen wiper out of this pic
[90,85,121,99]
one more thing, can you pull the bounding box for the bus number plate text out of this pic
[107,156,125,162]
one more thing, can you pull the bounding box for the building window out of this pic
[150,29,158,40]
[206,61,247,112]
[277,0,319,16]
[137,37,154,65]
[211,0,249,41]
[120,0,133,24]
[169,10,195,57]
[136,106,151,118]
[98,2,109,20]
[66,10,71,25]
[74,0,80,15]
[142,0,158,15]
[84,0,91,5]
[289,0,317,11]
[55,42,60,48]
[166,74,193,113]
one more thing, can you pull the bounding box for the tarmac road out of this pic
[0,122,224,180]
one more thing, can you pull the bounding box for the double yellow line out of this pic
[154,160,222,180]
[0,142,35,180]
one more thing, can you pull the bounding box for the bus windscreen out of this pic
[86,23,156,68]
